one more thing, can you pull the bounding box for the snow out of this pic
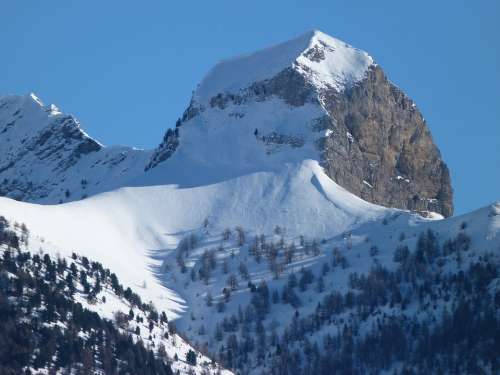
[195,30,374,104]
[0,93,151,203]
[137,98,329,188]
[0,160,389,316]
[295,30,374,91]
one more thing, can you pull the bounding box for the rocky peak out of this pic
[0,93,101,154]
[150,31,453,216]
[319,65,453,217]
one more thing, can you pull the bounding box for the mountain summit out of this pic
[194,30,374,104]
[149,30,453,216]
[0,30,452,216]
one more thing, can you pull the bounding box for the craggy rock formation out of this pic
[319,66,453,216]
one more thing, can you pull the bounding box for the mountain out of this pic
[0,93,149,203]
[148,30,453,217]
[1,30,452,217]
[0,30,497,374]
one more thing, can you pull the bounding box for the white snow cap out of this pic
[195,30,374,104]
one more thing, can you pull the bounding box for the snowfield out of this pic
[0,160,390,317]
[0,164,498,373]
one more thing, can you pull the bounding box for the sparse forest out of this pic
[169,224,500,375]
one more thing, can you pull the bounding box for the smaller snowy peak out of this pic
[194,30,374,104]
[0,93,151,203]
[0,92,99,153]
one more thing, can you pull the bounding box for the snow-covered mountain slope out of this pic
[0,168,498,372]
[0,160,389,315]
[0,159,396,372]
[0,219,231,375]
[161,200,500,373]
[0,93,150,203]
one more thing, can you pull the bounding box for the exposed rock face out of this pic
[145,127,179,171]
[319,66,453,216]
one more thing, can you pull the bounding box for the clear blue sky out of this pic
[1,1,498,215]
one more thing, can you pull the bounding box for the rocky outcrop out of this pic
[145,127,179,171]
[319,66,453,216]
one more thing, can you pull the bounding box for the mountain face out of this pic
[0,94,149,203]
[320,65,453,217]
[149,30,453,216]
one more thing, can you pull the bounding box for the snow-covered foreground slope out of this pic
[0,156,498,372]
[0,160,388,316]
[0,220,231,375]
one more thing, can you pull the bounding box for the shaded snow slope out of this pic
[161,200,500,369]
[0,223,231,375]
[0,160,389,314]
